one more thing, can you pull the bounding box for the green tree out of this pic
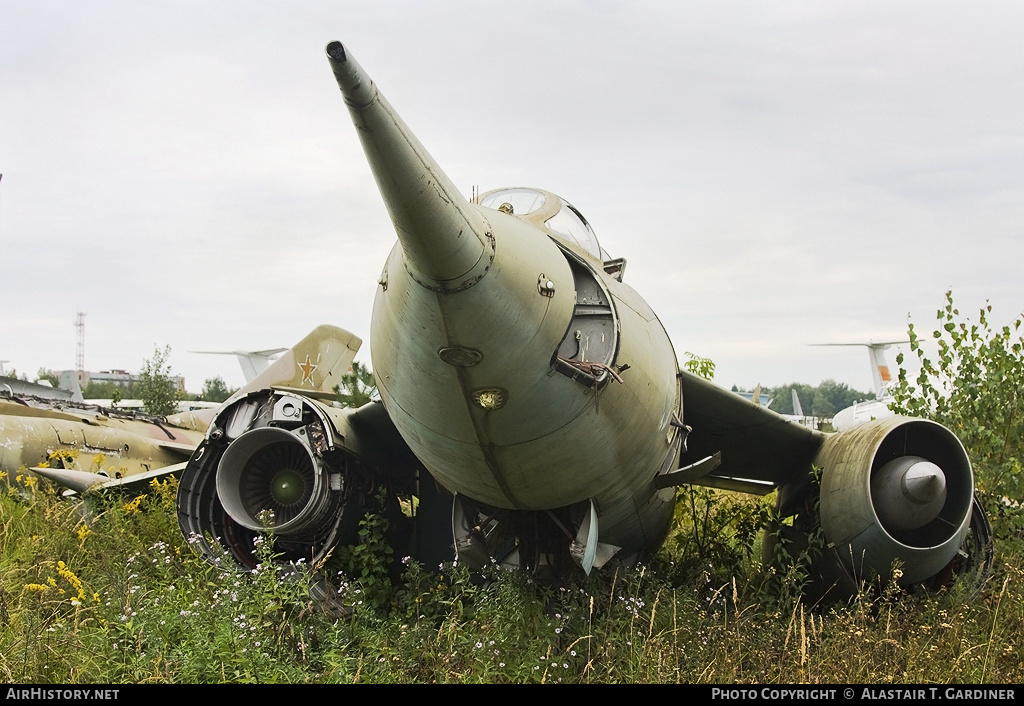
[816,379,873,417]
[890,291,1024,543]
[200,376,235,403]
[35,368,60,387]
[891,291,1024,489]
[767,383,817,415]
[334,360,376,408]
[82,380,132,402]
[137,345,182,416]
[683,351,716,380]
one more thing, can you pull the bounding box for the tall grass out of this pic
[1,476,1021,683]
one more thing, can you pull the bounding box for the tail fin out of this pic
[791,389,804,417]
[191,347,288,382]
[867,344,896,397]
[810,340,908,397]
[225,325,362,404]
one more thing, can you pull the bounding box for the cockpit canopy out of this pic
[478,187,603,260]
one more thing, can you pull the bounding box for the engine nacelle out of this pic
[177,390,400,568]
[816,417,974,585]
[216,425,339,536]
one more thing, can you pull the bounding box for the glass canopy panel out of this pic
[479,188,546,215]
[545,199,601,258]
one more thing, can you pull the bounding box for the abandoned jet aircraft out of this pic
[820,341,907,432]
[6,326,357,495]
[175,41,990,600]
[1,392,207,493]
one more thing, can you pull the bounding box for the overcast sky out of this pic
[2,1,1022,397]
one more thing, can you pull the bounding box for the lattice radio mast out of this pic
[75,312,87,374]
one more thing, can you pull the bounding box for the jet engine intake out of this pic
[816,417,974,585]
[177,391,367,568]
[216,426,337,536]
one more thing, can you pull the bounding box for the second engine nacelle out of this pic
[816,417,974,585]
[177,389,429,569]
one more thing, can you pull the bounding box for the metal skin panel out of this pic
[372,204,682,516]
[325,41,684,531]
[0,414,197,481]
[328,43,491,292]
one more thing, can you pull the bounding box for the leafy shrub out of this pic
[890,290,1024,548]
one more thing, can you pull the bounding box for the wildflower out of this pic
[124,495,145,514]
[57,561,87,602]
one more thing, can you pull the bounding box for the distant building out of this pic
[57,369,186,392]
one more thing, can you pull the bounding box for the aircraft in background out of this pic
[816,341,907,432]
[780,388,823,430]
[191,347,288,383]
[173,41,990,603]
[1,375,77,403]
[3,326,357,495]
[1,394,208,494]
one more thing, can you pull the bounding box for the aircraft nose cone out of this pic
[325,40,493,290]
[871,456,948,533]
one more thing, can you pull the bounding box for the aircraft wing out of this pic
[679,370,827,494]
[32,461,188,496]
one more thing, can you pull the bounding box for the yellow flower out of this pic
[77,524,91,542]
[57,560,87,601]
[25,583,49,593]
[124,495,145,515]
